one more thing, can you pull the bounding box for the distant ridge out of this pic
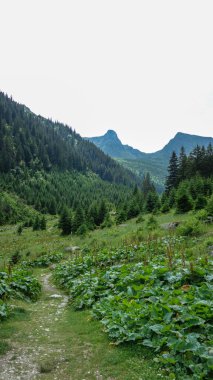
[86,130,144,160]
[86,130,213,160]
[86,130,213,190]
[0,92,138,186]
[151,132,213,159]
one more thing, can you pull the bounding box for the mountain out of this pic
[86,130,145,160]
[0,92,138,186]
[149,132,213,160]
[87,130,213,190]
[0,92,141,222]
[87,130,213,160]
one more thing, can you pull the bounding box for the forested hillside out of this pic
[162,145,213,213]
[0,92,142,227]
[0,92,137,186]
[88,130,213,190]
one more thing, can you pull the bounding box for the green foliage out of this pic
[54,241,213,379]
[32,215,47,231]
[101,213,114,228]
[0,192,38,225]
[9,269,41,301]
[195,209,208,221]
[10,251,22,265]
[177,219,203,237]
[40,216,46,230]
[165,151,179,193]
[175,182,194,213]
[0,268,41,321]
[0,300,10,320]
[194,195,207,210]
[59,209,72,235]
[206,194,213,216]
[27,252,63,268]
[176,192,193,213]
[0,92,137,186]
[76,224,88,236]
[116,208,127,224]
[17,224,23,235]
[145,191,160,213]
[136,214,145,224]
[146,215,158,231]
[163,145,213,216]
[73,206,86,232]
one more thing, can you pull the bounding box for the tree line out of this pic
[0,92,138,186]
[162,145,213,213]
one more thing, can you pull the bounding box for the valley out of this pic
[0,211,213,379]
[87,130,213,190]
[0,92,213,380]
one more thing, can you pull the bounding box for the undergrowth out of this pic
[54,237,213,379]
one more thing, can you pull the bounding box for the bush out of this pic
[194,195,207,210]
[176,192,193,213]
[195,209,208,221]
[146,215,158,231]
[206,194,213,216]
[0,301,10,320]
[76,224,88,236]
[160,202,170,213]
[177,218,203,237]
[136,214,145,224]
[10,251,22,265]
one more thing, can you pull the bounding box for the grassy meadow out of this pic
[0,211,213,379]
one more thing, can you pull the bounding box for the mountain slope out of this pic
[0,93,138,186]
[87,130,213,189]
[87,130,213,160]
[86,130,145,160]
[149,132,213,159]
[0,93,140,222]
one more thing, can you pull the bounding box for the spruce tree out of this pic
[165,151,179,194]
[178,146,187,182]
[33,215,40,231]
[176,189,193,213]
[73,206,85,232]
[40,216,46,230]
[59,209,72,235]
[141,173,155,198]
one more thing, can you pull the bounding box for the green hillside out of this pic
[87,130,213,189]
[117,157,166,192]
[0,192,38,225]
[0,93,137,186]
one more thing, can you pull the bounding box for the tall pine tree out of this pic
[165,151,178,194]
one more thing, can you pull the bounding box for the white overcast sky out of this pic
[1,0,213,152]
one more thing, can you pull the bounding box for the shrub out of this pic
[76,224,88,236]
[194,195,207,210]
[10,251,22,265]
[195,209,208,221]
[146,215,158,231]
[206,194,213,216]
[177,218,203,237]
[176,192,193,213]
[136,214,145,224]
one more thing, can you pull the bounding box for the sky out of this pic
[1,0,213,153]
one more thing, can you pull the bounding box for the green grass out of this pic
[0,211,212,379]
[0,268,166,379]
[61,308,165,380]
[0,212,192,267]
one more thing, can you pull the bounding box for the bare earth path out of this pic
[0,271,69,380]
[0,270,162,380]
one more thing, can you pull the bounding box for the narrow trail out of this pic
[0,270,160,380]
[0,271,69,380]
